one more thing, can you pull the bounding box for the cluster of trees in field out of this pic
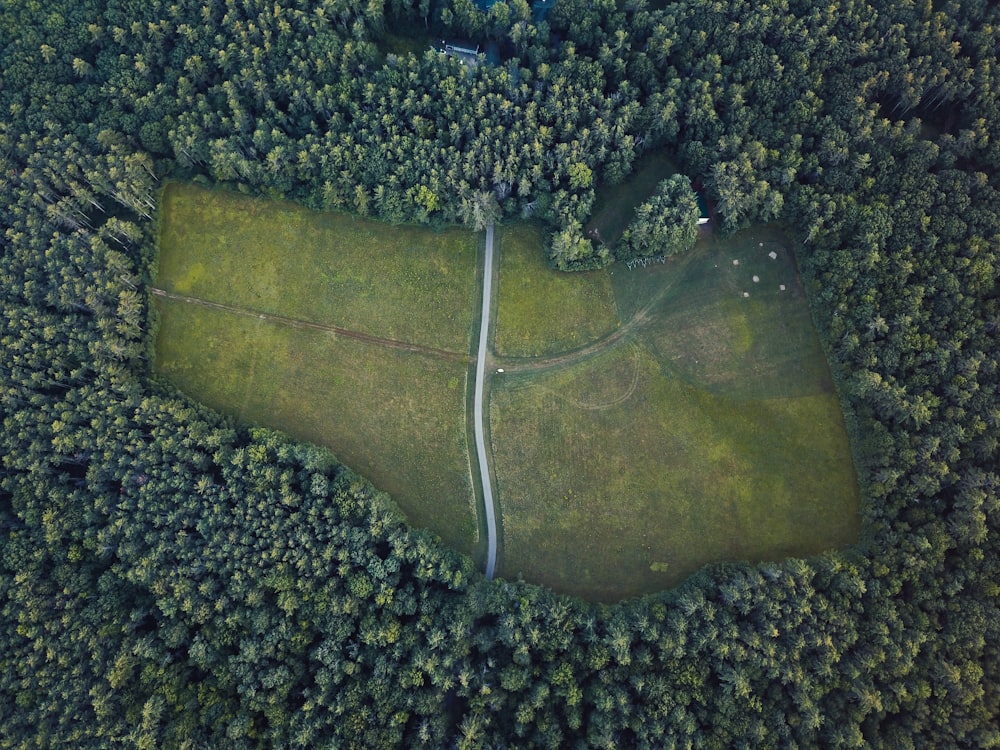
[2,0,999,746]
[618,174,700,260]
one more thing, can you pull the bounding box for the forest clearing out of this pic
[154,182,858,602]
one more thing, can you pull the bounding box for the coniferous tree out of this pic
[618,174,700,260]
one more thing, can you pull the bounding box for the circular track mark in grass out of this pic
[532,342,642,411]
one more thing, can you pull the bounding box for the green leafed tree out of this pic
[618,174,700,261]
[458,188,501,231]
[548,220,609,271]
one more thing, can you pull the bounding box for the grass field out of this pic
[157,183,478,352]
[493,223,619,357]
[154,183,479,554]
[490,226,859,602]
[622,226,835,400]
[154,181,859,601]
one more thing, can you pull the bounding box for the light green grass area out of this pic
[491,226,859,602]
[157,183,478,352]
[154,184,478,553]
[491,345,859,602]
[493,223,620,357]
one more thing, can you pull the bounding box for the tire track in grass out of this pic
[150,288,473,363]
[495,289,664,375]
[527,341,643,412]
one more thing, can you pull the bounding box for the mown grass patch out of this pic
[493,222,619,357]
[154,183,479,553]
[629,227,835,400]
[157,182,478,352]
[490,343,859,603]
[155,296,476,553]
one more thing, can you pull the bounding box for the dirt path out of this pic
[474,223,498,580]
[150,288,472,363]
[494,284,667,375]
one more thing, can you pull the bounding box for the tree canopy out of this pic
[618,174,700,260]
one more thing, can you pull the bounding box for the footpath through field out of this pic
[475,223,498,580]
[150,288,471,363]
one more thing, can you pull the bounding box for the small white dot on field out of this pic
[780,284,786,291]
[769,251,778,260]
[733,259,740,266]
[497,368,504,373]
[743,292,750,298]
[753,275,760,283]
[759,242,763,246]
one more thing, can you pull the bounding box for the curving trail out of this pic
[530,341,643,411]
[493,282,670,376]
[474,223,498,580]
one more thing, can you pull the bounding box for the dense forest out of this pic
[2,0,998,746]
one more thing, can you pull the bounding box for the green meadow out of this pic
[154,182,859,601]
[157,183,477,352]
[154,183,479,554]
[490,226,859,601]
[493,223,620,357]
